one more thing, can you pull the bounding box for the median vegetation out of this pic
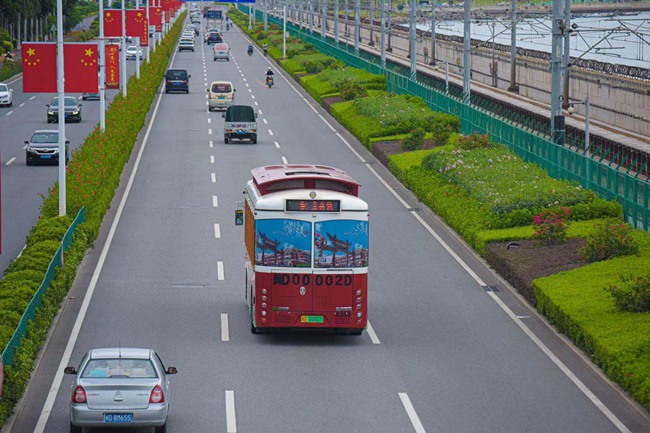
[229,7,650,412]
[0,13,185,427]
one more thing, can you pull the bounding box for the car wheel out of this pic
[47,118,51,123]
[154,422,167,433]
[26,159,32,166]
[224,136,229,144]
[69,422,82,433]
[252,136,257,144]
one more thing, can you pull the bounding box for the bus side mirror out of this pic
[235,209,244,226]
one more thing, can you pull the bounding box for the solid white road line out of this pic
[214,223,221,239]
[211,173,216,183]
[225,390,237,433]
[213,195,219,207]
[32,46,174,433]
[221,313,230,342]
[281,156,288,164]
[399,393,426,433]
[366,321,381,344]
[5,157,16,166]
[209,140,214,148]
[217,261,225,281]
[274,141,280,149]
[210,155,215,164]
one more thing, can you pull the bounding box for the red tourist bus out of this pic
[237,165,369,335]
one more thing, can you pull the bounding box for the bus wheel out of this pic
[251,323,258,334]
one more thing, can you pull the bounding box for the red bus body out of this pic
[243,165,369,334]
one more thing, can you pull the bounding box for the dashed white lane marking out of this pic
[5,110,13,116]
[251,95,255,100]
[254,101,258,106]
[205,94,208,99]
[399,393,426,433]
[208,128,212,135]
[209,140,214,148]
[217,261,225,281]
[211,173,216,183]
[5,157,16,166]
[213,195,219,207]
[262,118,268,124]
[247,88,252,93]
[221,313,230,342]
[214,223,221,239]
[274,141,280,149]
[23,145,27,149]
[225,390,237,432]
[245,83,249,87]
[206,101,209,106]
[268,129,273,136]
[29,96,36,100]
[258,109,263,115]
[281,156,288,164]
[19,102,25,107]
[208,118,212,124]
[243,77,247,82]
[210,155,215,164]
[366,321,381,344]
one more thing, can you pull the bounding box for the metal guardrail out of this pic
[1,207,86,369]
[242,6,649,230]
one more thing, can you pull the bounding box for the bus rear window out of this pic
[255,219,312,267]
[314,220,368,268]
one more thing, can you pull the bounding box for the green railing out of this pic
[241,7,650,231]
[1,207,86,368]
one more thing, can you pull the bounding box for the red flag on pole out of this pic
[105,44,120,89]
[103,9,123,38]
[63,43,98,93]
[150,7,162,32]
[127,9,149,47]
[22,42,57,93]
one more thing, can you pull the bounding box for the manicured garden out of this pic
[229,7,650,411]
[0,13,185,426]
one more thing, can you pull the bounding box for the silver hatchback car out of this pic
[65,348,178,433]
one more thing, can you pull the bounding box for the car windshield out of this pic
[0,84,8,92]
[166,70,187,80]
[50,98,77,107]
[81,358,158,378]
[30,132,59,143]
[211,83,231,93]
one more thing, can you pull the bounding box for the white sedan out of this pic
[0,83,13,107]
[125,46,143,60]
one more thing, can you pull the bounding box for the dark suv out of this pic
[165,69,190,94]
[47,96,82,123]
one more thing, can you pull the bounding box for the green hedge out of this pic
[0,13,186,428]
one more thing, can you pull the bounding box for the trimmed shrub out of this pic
[455,132,492,150]
[532,207,571,246]
[401,128,426,151]
[606,273,650,313]
[581,218,639,262]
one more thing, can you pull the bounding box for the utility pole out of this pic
[264,0,268,30]
[508,0,518,92]
[562,0,571,108]
[550,0,565,144]
[387,0,392,51]
[430,0,435,65]
[354,0,360,52]
[369,0,375,46]
[463,0,471,103]
[380,0,386,66]
[309,0,314,34]
[321,0,326,38]
[335,0,339,43]
[409,0,416,78]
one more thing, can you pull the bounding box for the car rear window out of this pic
[166,70,188,80]
[211,83,232,93]
[81,358,158,378]
[225,105,255,122]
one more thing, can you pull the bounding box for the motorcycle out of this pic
[247,46,253,56]
[263,47,268,57]
[266,75,274,88]
[226,23,230,31]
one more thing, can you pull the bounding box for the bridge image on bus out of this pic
[240,165,369,335]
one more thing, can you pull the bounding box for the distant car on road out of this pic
[47,96,82,123]
[178,38,195,52]
[65,347,178,433]
[126,45,143,60]
[165,68,190,93]
[25,130,70,166]
[207,80,235,111]
[0,82,13,107]
[82,92,100,101]
[206,32,222,45]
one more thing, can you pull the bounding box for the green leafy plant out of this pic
[606,274,650,313]
[401,128,426,151]
[581,218,639,262]
[532,207,570,245]
[339,77,366,100]
[456,132,492,150]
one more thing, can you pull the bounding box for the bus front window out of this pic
[255,219,312,267]
[314,220,369,268]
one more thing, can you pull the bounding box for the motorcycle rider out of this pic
[265,67,275,86]
[262,43,268,56]
[247,44,254,55]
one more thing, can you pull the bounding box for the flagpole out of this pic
[121,0,127,97]
[56,0,66,216]
[99,0,106,131]
[135,37,140,78]
[146,0,151,62]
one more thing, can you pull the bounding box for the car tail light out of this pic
[150,385,165,403]
[72,385,87,403]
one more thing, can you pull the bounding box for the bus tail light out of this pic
[150,385,165,403]
[261,310,267,317]
[357,312,363,318]
[72,385,87,403]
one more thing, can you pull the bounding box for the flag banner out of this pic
[22,42,56,93]
[103,9,123,38]
[150,7,163,32]
[127,9,149,46]
[105,44,120,89]
[64,43,98,93]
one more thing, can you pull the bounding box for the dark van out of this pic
[165,69,190,94]
[222,105,258,144]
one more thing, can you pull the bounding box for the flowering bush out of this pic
[456,132,492,150]
[531,207,570,245]
[401,128,426,151]
[580,219,639,262]
[353,93,434,133]
[606,274,650,313]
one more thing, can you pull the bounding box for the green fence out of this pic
[1,207,86,368]
[242,6,649,231]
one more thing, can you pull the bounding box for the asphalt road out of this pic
[0,54,140,274]
[4,12,650,433]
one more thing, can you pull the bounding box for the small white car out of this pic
[207,80,235,111]
[0,83,12,107]
[213,43,230,61]
[178,38,195,52]
[125,46,143,60]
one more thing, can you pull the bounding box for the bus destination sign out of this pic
[285,199,341,212]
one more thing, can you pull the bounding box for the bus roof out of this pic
[251,165,360,197]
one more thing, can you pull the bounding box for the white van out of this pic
[207,81,235,111]
[213,43,229,61]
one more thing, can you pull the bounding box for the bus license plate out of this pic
[301,315,324,323]
[104,413,133,423]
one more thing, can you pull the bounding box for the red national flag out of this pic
[63,43,98,93]
[150,7,162,32]
[22,42,57,93]
[105,44,120,89]
[126,9,149,47]
[104,9,123,38]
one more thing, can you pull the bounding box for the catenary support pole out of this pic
[550,0,565,144]
[354,0,359,53]
[462,0,471,104]
[409,0,416,79]
[380,0,386,66]
[430,0,435,65]
[562,0,571,108]
[334,0,339,43]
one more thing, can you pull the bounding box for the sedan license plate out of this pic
[301,315,324,323]
[218,96,225,100]
[40,155,52,159]
[236,129,246,135]
[104,413,133,423]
